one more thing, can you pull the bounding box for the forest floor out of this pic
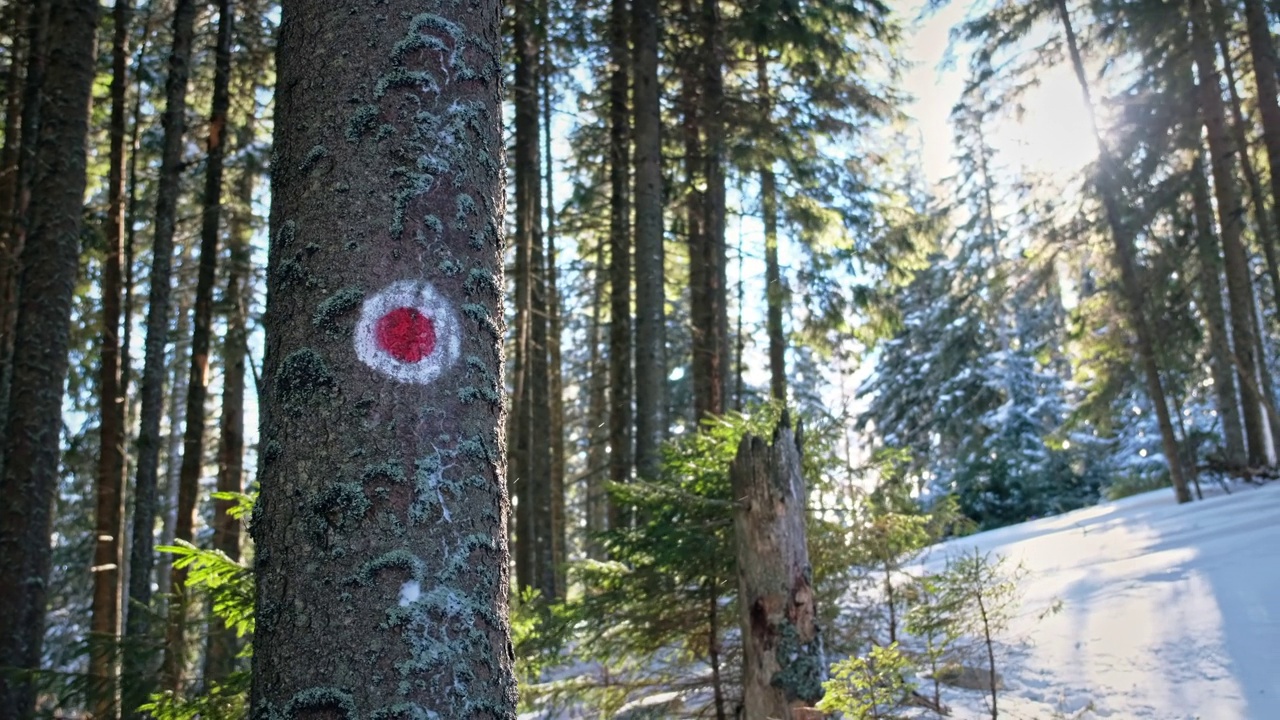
[928,479,1280,719]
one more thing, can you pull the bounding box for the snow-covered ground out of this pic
[928,481,1280,719]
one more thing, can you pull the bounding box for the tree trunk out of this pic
[1189,0,1271,467]
[0,2,98,716]
[1191,153,1249,470]
[1241,0,1280,303]
[251,0,515,715]
[732,414,824,718]
[691,0,729,421]
[1215,14,1280,317]
[758,50,786,402]
[609,0,634,529]
[89,2,133,716]
[161,0,233,692]
[0,0,48,476]
[122,0,198,707]
[1054,0,1191,501]
[633,0,667,480]
[543,57,566,593]
[586,238,610,559]
[204,37,257,692]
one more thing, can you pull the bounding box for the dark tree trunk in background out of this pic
[89,2,133,717]
[680,0,708,420]
[1054,0,1191,502]
[609,0,634,528]
[732,415,824,718]
[0,2,98,716]
[586,238,610,558]
[514,0,555,602]
[691,0,729,421]
[1189,0,1271,467]
[757,50,786,403]
[252,0,515,714]
[162,0,233,692]
[1241,0,1280,302]
[1191,154,1249,470]
[543,58,567,593]
[633,0,667,480]
[204,35,257,692]
[0,0,48,473]
[123,0,198,709]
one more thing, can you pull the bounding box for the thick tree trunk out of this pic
[161,0,233,692]
[732,415,824,718]
[251,0,515,715]
[1191,154,1249,470]
[122,0,198,708]
[1190,0,1271,467]
[691,0,729,421]
[0,2,98,716]
[1054,0,1191,501]
[204,122,255,688]
[89,2,134,717]
[633,0,667,479]
[757,51,786,402]
[609,0,634,529]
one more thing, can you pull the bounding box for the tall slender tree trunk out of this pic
[757,50,786,402]
[1191,153,1249,470]
[156,255,193,650]
[251,0,515,714]
[122,0,198,708]
[1214,11,1280,317]
[1054,0,1191,501]
[204,118,255,689]
[1189,0,1271,467]
[89,2,134,716]
[514,0,555,602]
[633,0,667,479]
[0,2,98,716]
[542,39,567,595]
[608,0,634,529]
[1240,0,1280,297]
[0,0,48,474]
[162,0,233,692]
[586,239,610,558]
[691,0,729,420]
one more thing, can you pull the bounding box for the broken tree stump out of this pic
[732,412,825,719]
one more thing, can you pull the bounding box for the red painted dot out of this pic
[374,307,436,363]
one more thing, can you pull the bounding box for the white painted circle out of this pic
[354,280,461,384]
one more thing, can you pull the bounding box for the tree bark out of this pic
[609,0,634,529]
[732,414,824,718]
[1189,0,1271,467]
[0,1,98,716]
[251,1,516,715]
[1190,153,1249,470]
[758,50,786,402]
[89,2,133,716]
[586,238,610,558]
[633,0,667,479]
[543,54,566,594]
[1054,0,1191,501]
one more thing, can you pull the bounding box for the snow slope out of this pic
[926,481,1280,720]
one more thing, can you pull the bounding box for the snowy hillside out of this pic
[926,481,1280,719]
